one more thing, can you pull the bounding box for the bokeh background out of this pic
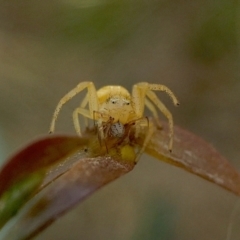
[0,0,240,239]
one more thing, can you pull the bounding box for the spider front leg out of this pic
[135,117,154,162]
[73,107,92,135]
[144,98,162,129]
[146,90,175,151]
[79,93,91,128]
[132,82,179,151]
[49,81,98,134]
[93,111,114,140]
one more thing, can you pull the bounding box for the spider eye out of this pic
[111,100,116,104]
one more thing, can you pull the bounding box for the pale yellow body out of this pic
[95,86,135,123]
[49,82,179,151]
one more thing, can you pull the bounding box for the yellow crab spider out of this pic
[49,81,179,151]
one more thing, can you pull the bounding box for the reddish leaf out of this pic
[0,172,43,229]
[143,121,240,195]
[0,136,90,230]
[0,133,135,239]
[0,150,134,240]
[0,136,88,197]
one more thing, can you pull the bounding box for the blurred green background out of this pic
[0,0,240,239]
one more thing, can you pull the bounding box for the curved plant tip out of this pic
[0,136,89,231]
[0,136,90,197]
[0,172,44,229]
[0,134,135,240]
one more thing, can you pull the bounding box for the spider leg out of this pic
[132,82,179,116]
[132,84,146,119]
[146,90,174,151]
[49,81,98,133]
[132,82,179,151]
[145,98,158,118]
[145,98,162,129]
[80,93,90,128]
[135,117,154,163]
[93,111,114,140]
[73,108,92,135]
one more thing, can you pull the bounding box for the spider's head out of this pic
[97,85,134,123]
[98,86,132,108]
[107,96,131,107]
